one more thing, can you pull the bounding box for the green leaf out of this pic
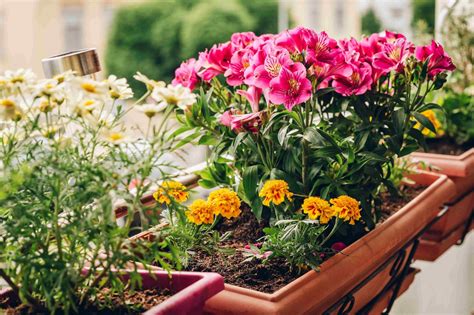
[413,111,436,133]
[198,179,217,189]
[198,134,218,145]
[243,165,259,201]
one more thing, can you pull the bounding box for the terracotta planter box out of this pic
[415,220,474,261]
[362,268,420,315]
[190,171,453,314]
[410,149,474,257]
[0,270,224,315]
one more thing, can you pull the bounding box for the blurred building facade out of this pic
[0,0,136,76]
[290,0,361,39]
[361,0,413,37]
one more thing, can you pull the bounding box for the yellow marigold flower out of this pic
[152,181,189,205]
[208,188,241,219]
[330,195,362,225]
[414,110,444,136]
[302,197,334,224]
[186,199,214,225]
[259,179,293,206]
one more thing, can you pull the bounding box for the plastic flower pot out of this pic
[0,270,224,315]
[410,148,474,259]
[131,171,454,314]
[199,171,454,314]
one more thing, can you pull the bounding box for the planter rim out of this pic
[221,170,454,302]
[0,269,224,315]
[410,148,474,177]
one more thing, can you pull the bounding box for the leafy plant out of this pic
[0,69,186,313]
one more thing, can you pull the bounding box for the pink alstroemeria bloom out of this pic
[269,62,312,111]
[310,59,352,88]
[415,40,456,78]
[381,30,406,42]
[172,58,200,90]
[252,49,293,89]
[219,110,263,134]
[275,26,311,58]
[359,33,385,58]
[305,31,340,64]
[231,32,257,50]
[225,48,254,86]
[237,86,262,112]
[198,42,233,82]
[332,62,373,96]
[331,242,347,251]
[373,38,414,73]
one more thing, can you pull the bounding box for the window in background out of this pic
[63,5,83,52]
[335,0,345,31]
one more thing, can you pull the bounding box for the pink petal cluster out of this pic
[173,28,455,130]
[415,40,456,78]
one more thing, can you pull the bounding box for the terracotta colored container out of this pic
[365,268,420,315]
[410,149,474,259]
[198,171,454,314]
[415,220,474,261]
[0,270,224,315]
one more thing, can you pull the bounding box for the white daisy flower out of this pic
[4,68,37,87]
[0,97,24,121]
[135,102,167,118]
[133,72,166,91]
[106,75,133,100]
[73,77,108,99]
[151,84,197,110]
[102,130,129,145]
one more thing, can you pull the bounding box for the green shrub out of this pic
[239,0,278,35]
[106,2,183,95]
[180,0,255,59]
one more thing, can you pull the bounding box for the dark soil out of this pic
[185,186,424,293]
[0,288,172,314]
[424,138,472,155]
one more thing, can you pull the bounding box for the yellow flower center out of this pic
[83,100,95,107]
[0,99,16,109]
[81,82,97,93]
[11,77,24,84]
[389,47,401,60]
[108,133,124,142]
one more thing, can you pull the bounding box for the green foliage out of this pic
[0,73,183,313]
[106,0,277,96]
[239,0,278,35]
[263,219,328,270]
[180,0,255,59]
[442,91,474,144]
[106,2,184,95]
[412,0,435,35]
[361,8,382,35]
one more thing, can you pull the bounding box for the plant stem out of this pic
[0,269,43,310]
[321,218,340,246]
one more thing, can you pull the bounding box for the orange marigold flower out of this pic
[302,197,334,224]
[208,188,241,219]
[185,199,215,225]
[152,181,189,205]
[259,179,293,206]
[414,110,444,136]
[330,195,362,225]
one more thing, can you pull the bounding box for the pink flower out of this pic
[415,40,455,78]
[198,42,233,82]
[252,49,293,89]
[373,38,414,73]
[219,110,234,128]
[220,110,263,134]
[331,242,347,251]
[231,32,257,50]
[332,62,373,96]
[225,48,254,86]
[269,63,312,110]
[310,59,352,88]
[275,27,311,58]
[237,86,262,112]
[305,31,340,64]
[172,58,200,90]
